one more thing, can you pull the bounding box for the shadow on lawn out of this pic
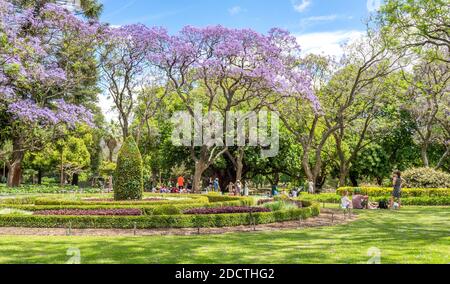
[0,207,448,264]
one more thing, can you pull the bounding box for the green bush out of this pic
[0,196,257,215]
[0,184,102,194]
[114,137,144,201]
[298,193,450,206]
[403,168,450,188]
[0,202,320,229]
[337,187,450,197]
[263,201,298,211]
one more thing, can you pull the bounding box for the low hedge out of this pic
[0,199,255,215]
[0,201,320,229]
[299,193,450,206]
[0,184,103,194]
[32,195,210,206]
[337,187,450,197]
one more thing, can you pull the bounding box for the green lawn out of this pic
[0,206,448,264]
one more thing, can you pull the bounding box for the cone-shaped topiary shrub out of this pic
[114,137,143,200]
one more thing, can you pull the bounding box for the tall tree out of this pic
[403,58,450,168]
[378,0,449,63]
[151,26,316,192]
[0,0,99,186]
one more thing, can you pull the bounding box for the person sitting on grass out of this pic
[352,194,369,209]
[352,194,378,210]
[341,191,352,209]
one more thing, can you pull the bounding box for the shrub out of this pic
[299,193,450,206]
[337,187,450,197]
[114,137,144,201]
[403,168,450,188]
[257,199,274,205]
[0,202,320,229]
[183,207,271,215]
[33,209,142,216]
[263,201,298,211]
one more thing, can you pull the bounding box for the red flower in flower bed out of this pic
[183,207,271,215]
[33,209,143,216]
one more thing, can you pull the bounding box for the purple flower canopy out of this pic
[7,99,94,128]
[1,0,100,128]
[104,24,320,112]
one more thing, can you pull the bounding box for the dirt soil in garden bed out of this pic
[0,209,358,237]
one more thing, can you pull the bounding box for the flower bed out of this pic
[0,204,320,229]
[0,195,320,229]
[33,209,142,216]
[184,207,271,215]
[337,187,450,197]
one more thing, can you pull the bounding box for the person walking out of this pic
[391,171,404,209]
[235,180,242,196]
[177,175,185,191]
[243,182,249,196]
[213,178,220,192]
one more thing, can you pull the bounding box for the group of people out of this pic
[151,175,193,194]
[225,180,250,196]
[341,171,404,211]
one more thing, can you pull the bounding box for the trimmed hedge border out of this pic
[0,200,255,215]
[337,187,450,197]
[299,193,450,206]
[0,201,320,229]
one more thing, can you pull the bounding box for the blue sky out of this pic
[98,0,383,56]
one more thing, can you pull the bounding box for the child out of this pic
[341,191,351,209]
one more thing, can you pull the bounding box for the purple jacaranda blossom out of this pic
[7,99,94,127]
[145,25,319,112]
[1,0,99,129]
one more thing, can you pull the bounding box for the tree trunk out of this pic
[60,150,64,187]
[421,144,430,167]
[72,173,79,186]
[7,138,25,187]
[235,148,244,183]
[37,169,43,185]
[338,167,348,187]
[193,160,207,193]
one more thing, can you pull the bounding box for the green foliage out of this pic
[299,192,450,206]
[403,168,450,188]
[263,201,298,211]
[0,184,102,194]
[337,187,450,197]
[114,137,144,200]
[0,203,320,229]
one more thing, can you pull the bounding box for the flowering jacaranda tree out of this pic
[0,0,100,186]
[148,25,317,192]
[99,24,166,140]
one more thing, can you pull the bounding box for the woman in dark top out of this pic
[391,171,404,209]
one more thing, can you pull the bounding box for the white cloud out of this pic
[228,6,245,16]
[295,30,365,58]
[299,14,354,30]
[292,0,311,13]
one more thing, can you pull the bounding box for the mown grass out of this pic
[0,206,448,264]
